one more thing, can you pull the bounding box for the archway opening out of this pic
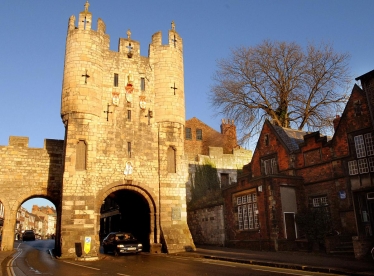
[19,197,57,240]
[100,189,151,252]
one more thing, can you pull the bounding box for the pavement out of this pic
[1,245,374,276]
[173,245,374,276]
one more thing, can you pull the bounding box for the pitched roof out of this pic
[271,123,307,152]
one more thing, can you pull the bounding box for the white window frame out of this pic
[355,135,366,158]
[237,193,258,230]
[348,160,358,175]
[358,158,369,174]
[365,133,374,156]
[350,133,374,175]
[312,196,327,207]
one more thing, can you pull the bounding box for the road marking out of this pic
[6,248,23,276]
[251,266,340,276]
[117,273,131,276]
[63,260,100,270]
[200,260,237,267]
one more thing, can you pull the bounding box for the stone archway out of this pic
[96,183,160,253]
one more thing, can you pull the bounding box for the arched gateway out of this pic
[0,2,195,258]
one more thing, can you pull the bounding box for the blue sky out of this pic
[1,0,373,149]
[1,1,373,210]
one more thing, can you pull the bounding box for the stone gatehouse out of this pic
[0,2,195,258]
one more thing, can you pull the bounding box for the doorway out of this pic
[284,212,296,240]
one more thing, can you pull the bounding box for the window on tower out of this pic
[114,73,119,87]
[167,146,176,173]
[76,140,87,170]
[127,142,132,158]
[140,78,145,91]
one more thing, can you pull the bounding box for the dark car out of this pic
[22,230,35,241]
[102,232,142,255]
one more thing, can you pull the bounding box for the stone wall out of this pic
[0,136,63,251]
[58,5,194,257]
[187,205,225,246]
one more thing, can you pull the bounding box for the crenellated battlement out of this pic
[0,136,64,150]
[67,4,181,58]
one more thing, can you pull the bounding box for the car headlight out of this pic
[138,244,142,247]
[117,244,124,248]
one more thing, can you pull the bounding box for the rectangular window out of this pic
[114,73,119,87]
[185,128,192,140]
[262,157,278,175]
[237,193,258,230]
[355,135,366,158]
[196,129,202,140]
[76,140,86,170]
[350,133,374,175]
[348,160,358,175]
[358,158,369,174]
[167,146,176,173]
[312,196,327,207]
[369,157,374,172]
[140,77,145,91]
[127,142,131,158]
[365,133,374,156]
[127,110,131,121]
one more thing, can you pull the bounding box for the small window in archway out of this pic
[76,140,87,170]
[167,146,176,173]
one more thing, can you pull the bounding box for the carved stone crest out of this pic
[124,161,133,176]
[139,96,146,110]
[125,73,134,102]
[112,91,120,106]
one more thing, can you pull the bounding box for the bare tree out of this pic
[210,40,351,144]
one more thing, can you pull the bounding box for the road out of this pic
[3,240,341,276]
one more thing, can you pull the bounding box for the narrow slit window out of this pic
[76,140,87,170]
[114,73,119,87]
[167,146,176,173]
[127,142,132,158]
[127,110,131,121]
[140,77,145,91]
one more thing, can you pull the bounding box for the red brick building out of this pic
[222,69,374,257]
[185,117,238,161]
